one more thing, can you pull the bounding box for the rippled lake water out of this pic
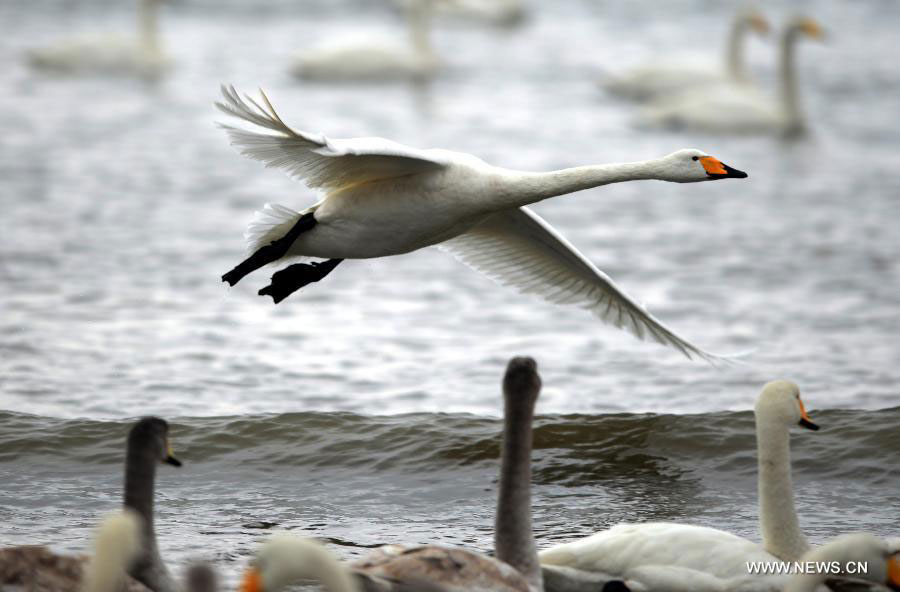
[1,0,898,586]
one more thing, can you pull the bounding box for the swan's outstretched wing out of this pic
[440,207,723,363]
[215,85,447,191]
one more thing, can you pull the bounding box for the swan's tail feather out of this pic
[245,203,310,254]
[81,510,143,592]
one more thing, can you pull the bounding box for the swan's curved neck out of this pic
[138,0,160,52]
[492,160,662,211]
[124,444,176,592]
[778,28,805,135]
[494,391,542,591]
[756,419,809,561]
[406,0,432,56]
[725,17,750,82]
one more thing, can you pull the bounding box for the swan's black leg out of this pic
[258,258,343,304]
[221,212,317,287]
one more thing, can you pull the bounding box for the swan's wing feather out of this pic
[440,207,724,363]
[215,85,447,190]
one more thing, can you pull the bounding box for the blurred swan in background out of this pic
[539,380,821,589]
[239,357,546,592]
[216,86,748,363]
[394,0,527,28]
[291,0,437,81]
[602,10,769,102]
[639,18,824,136]
[26,0,170,79]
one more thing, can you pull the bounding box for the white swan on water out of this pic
[216,86,748,363]
[538,380,822,591]
[26,0,171,79]
[238,357,546,592]
[639,18,825,136]
[602,10,769,102]
[291,0,437,81]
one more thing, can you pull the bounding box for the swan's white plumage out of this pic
[539,381,819,588]
[440,207,719,362]
[218,86,747,362]
[81,510,143,592]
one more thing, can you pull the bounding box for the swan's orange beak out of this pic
[701,156,748,179]
[241,567,262,592]
[799,18,825,40]
[887,554,900,589]
[797,398,819,431]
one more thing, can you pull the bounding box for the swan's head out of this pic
[241,535,360,592]
[503,356,541,408]
[742,10,770,35]
[129,417,182,467]
[754,380,819,431]
[788,17,826,41]
[659,149,748,183]
[804,533,900,589]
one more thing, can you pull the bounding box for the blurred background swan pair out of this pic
[603,11,826,136]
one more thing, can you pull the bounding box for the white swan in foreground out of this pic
[538,380,821,589]
[291,0,436,81]
[602,10,769,102]
[240,357,546,592]
[82,510,144,592]
[26,0,170,79]
[216,86,748,363]
[785,533,900,592]
[639,18,824,136]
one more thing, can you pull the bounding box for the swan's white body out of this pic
[217,86,748,362]
[82,510,143,592]
[26,0,170,79]
[602,11,768,102]
[291,0,436,81]
[539,381,820,590]
[785,533,900,592]
[639,18,824,135]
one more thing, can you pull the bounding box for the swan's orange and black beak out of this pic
[241,567,263,592]
[701,156,748,179]
[797,399,819,431]
[887,554,900,590]
[164,439,182,467]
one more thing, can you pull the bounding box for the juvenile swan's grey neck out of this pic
[756,415,809,561]
[494,357,543,592]
[124,419,177,592]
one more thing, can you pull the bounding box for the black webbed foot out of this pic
[258,259,343,304]
[221,212,317,286]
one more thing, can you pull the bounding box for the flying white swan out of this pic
[239,357,547,592]
[26,0,170,79]
[291,0,437,81]
[538,380,821,590]
[639,18,824,136]
[602,10,769,102]
[215,86,748,362]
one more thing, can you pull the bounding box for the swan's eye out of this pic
[691,156,699,161]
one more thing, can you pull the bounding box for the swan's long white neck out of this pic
[778,27,805,135]
[725,16,751,82]
[492,160,663,211]
[406,0,432,56]
[138,0,160,52]
[756,417,810,561]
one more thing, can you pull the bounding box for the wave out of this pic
[1,408,897,486]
